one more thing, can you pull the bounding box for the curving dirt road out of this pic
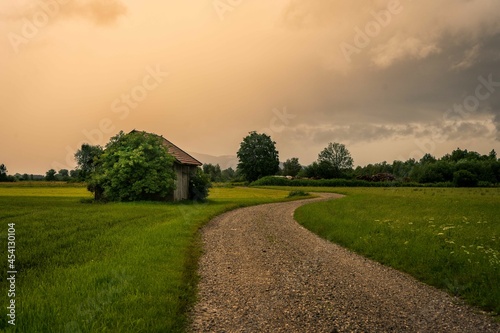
[190,193,500,332]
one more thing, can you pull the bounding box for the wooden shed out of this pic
[159,136,202,201]
[130,130,202,201]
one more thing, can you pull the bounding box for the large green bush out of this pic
[88,131,176,201]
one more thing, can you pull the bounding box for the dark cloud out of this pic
[282,123,415,145]
[281,119,495,150]
[276,0,500,145]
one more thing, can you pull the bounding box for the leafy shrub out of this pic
[287,190,310,197]
[189,168,211,201]
[453,170,478,187]
[88,131,176,202]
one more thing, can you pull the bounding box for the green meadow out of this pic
[1,184,498,332]
[0,184,301,333]
[279,187,499,316]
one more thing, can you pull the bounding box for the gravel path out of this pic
[189,193,499,332]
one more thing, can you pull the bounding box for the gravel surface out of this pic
[190,193,500,332]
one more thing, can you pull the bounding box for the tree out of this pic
[70,169,80,179]
[414,161,453,183]
[88,131,176,202]
[302,162,320,179]
[58,169,70,181]
[488,149,497,160]
[449,148,468,162]
[317,160,340,179]
[282,158,302,177]
[392,159,416,179]
[45,169,57,181]
[203,164,223,182]
[420,153,437,164]
[74,144,104,181]
[0,164,7,181]
[221,167,236,182]
[317,142,354,178]
[237,131,280,182]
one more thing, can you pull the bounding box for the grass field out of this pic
[2,184,498,331]
[0,184,302,332]
[268,187,500,316]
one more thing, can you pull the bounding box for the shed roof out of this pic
[130,130,202,166]
[161,137,202,166]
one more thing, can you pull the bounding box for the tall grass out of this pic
[290,187,500,315]
[0,185,297,332]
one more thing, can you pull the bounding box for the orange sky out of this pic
[1,0,500,174]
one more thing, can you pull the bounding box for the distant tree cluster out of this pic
[234,132,354,182]
[233,131,499,187]
[42,169,81,182]
[353,148,500,187]
[282,158,302,177]
[0,165,88,182]
[0,163,74,182]
[299,143,354,179]
[202,164,242,183]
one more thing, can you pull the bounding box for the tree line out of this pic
[352,149,499,187]
[0,165,90,182]
[202,132,499,187]
[2,131,499,188]
[202,132,357,183]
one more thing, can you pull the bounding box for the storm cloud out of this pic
[276,0,500,146]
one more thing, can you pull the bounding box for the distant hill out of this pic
[189,152,238,170]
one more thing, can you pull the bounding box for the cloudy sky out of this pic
[1,0,500,174]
